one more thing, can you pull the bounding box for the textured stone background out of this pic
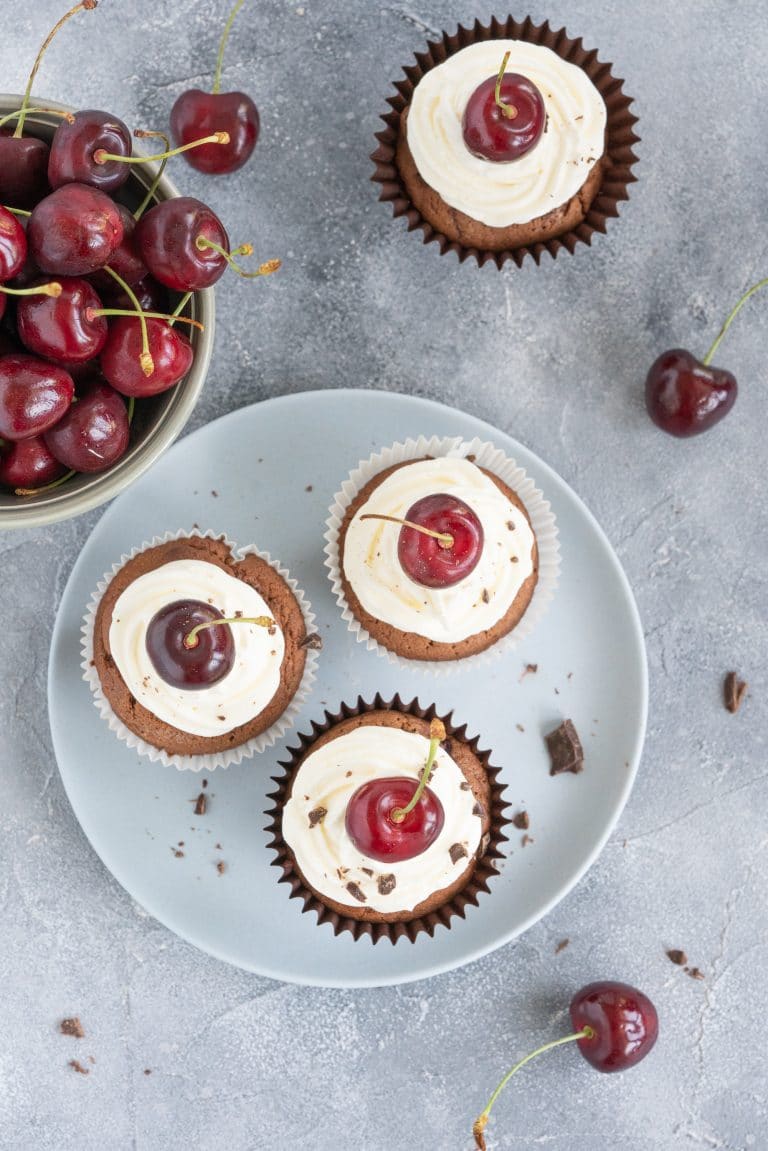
[1,1,766,1148]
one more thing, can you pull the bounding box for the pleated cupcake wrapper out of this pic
[371,14,640,269]
[324,435,560,674]
[264,694,509,944]
[81,529,318,773]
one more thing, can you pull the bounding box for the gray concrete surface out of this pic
[1,1,766,1148]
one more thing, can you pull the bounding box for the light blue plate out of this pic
[48,389,647,988]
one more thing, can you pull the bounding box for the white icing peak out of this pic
[407,39,607,226]
[282,725,483,914]
[342,457,535,644]
[108,558,285,737]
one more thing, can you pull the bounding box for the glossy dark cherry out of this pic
[0,434,66,489]
[398,493,484,589]
[645,348,737,437]
[462,72,546,162]
[0,206,28,282]
[170,89,259,174]
[100,317,193,397]
[88,205,147,293]
[48,109,132,193]
[28,183,124,276]
[570,982,659,1073]
[17,276,108,364]
[0,132,50,209]
[44,380,128,472]
[135,197,230,291]
[0,354,74,440]
[344,777,445,863]
[145,599,235,689]
[96,274,168,315]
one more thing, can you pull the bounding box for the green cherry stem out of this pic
[3,206,31,217]
[14,1,98,139]
[391,718,446,823]
[359,511,454,549]
[0,107,74,130]
[0,282,62,298]
[93,132,229,166]
[15,468,76,497]
[473,1028,595,1150]
[169,292,193,328]
[126,396,135,425]
[183,614,274,649]
[213,0,246,95]
[702,277,768,366]
[194,236,281,279]
[132,130,171,221]
[494,50,518,120]
[102,266,153,376]
[86,306,204,332]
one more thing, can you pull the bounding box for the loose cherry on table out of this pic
[462,50,545,162]
[473,981,659,1149]
[170,0,259,175]
[43,379,128,472]
[344,719,446,863]
[0,354,74,440]
[28,182,124,276]
[0,434,66,491]
[361,493,484,589]
[645,278,768,436]
[16,276,107,364]
[145,601,274,689]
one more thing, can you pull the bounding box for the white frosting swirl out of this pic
[282,725,483,914]
[407,39,607,226]
[342,458,535,643]
[108,559,285,737]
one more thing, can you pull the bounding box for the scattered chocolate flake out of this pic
[506,520,516,531]
[481,588,490,604]
[361,867,374,877]
[519,663,538,681]
[173,850,184,859]
[68,1060,89,1076]
[459,781,471,791]
[472,801,485,818]
[211,489,218,498]
[177,841,184,847]
[234,610,243,618]
[143,1069,152,1076]
[214,842,222,850]
[724,671,747,714]
[512,811,530,830]
[555,938,570,955]
[378,873,397,896]
[667,948,688,966]
[345,881,367,903]
[516,723,525,733]
[567,672,573,680]
[687,966,705,981]
[299,633,323,650]
[345,770,352,778]
[216,861,226,875]
[88,1056,95,1066]
[449,843,468,864]
[510,556,519,563]
[194,793,207,816]
[336,866,349,880]
[305,484,313,492]
[202,779,208,789]
[545,719,584,775]
[308,806,327,828]
[217,715,226,721]
[60,1017,84,1039]
[267,625,277,636]
[521,834,534,847]
[465,453,476,462]
[443,738,453,756]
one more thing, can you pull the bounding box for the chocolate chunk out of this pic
[60,1017,84,1039]
[512,811,530,830]
[299,633,323,650]
[377,873,397,896]
[481,588,490,604]
[472,802,485,818]
[449,842,468,864]
[345,881,367,903]
[724,671,747,714]
[361,867,374,876]
[68,1060,89,1075]
[308,806,327,828]
[194,793,207,816]
[555,938,570,955]
[545,719,584,775]
[667,948,687,966]
[687,966,705,981]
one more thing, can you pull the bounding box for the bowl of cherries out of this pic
[0,1,275,528]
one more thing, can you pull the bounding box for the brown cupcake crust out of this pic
[338,458,538,661]
[93,536,308,757]
[281,709,492,924]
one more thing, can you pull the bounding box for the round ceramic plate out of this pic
[48,390,647,988]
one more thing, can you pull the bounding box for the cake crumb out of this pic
[512,811,530,830]
[59,1017,84,1039]
[211,489,218,498]
[216,861,226,875]
[520,663,538,681]
[686,966,705,981]
[68,1060,89,1076]
[521,834,534,847]
[194,793,207,816]
[555,938,570,955]
[305,484,313,492]
[516,723,525,733]
[724,671,747,714]
[666,948,688,966]
[143,1069,152,1076]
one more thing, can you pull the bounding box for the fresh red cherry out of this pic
[48,109,132,193]
[145,599,235,689]
[570,981,659,1073]
[16,276,107,364]
[645,349,736,437]
[135,197,230,291]
[100,317,193,397]
[0,354,74,440]
[28,183,124,276]
[44,379,128,472]
[0,132,50,209]
[345,777,445,863]
[88,205,147,294]
[462,52,545,162]
[95,273,168,315]
[0,434,67,490]
[394,493,484,588]
[0,207,28,282]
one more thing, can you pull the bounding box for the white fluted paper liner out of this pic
[324,436,560,674]
[81,529,318,772]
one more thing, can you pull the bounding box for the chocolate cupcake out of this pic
[372,15,639,268]
[82,530,319,770]
[266,696,508,943]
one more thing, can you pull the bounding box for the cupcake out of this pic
[325,436,559,665]
[372,16,639,267]
[266,697,508,943]
[83,531,318,769]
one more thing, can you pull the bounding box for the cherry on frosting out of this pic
[462,51,545,162]
[396,493,484,589]
[145,599,235,690]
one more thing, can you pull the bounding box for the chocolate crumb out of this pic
[520,663,538,681]
[555,938,570,955]
[449,842,468,864]
[88,1056,95,1066]
[545,719,584,775]
[472,802,485,818]
[268,625,277,636]
[724,671,747,714]
[667,948,688,966]
[378,874,396,895]
[510,556,519,563]
[465,453,476,462]
[687,966,705,981]
[217,715,226,721]
[512,811,530,830]
[521,834,534,847]
[177,841,184,847]
[506,520,516,531]
[143,1069,152,1076]
[234,610,243,618]
[214,842,222,850]
[60,1017,84,1039]
[211,489,218,498]
[299,633,323,650]
[305,484,313,492]
[216,861,226,875]
[345,881,367,903]
[481,588,490,604]
[202,779,208,789]
[345,770,353,777]
[194,793,207,816]
[68,1060,89,1076]
[516,723,525,733]
[173,849,184,859]
[459,780,471,791]
[361,867,374,877]
[308,806,327,828]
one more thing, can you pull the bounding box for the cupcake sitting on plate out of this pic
[372,15,639,267]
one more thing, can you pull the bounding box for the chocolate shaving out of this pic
[555,938,570,955]
[687,966,705,981]
[299,633,323,650]
[512,811,530,830]
[345,881,367,903]
[481,588,490,604]
[724,671,747,714]
[308,806,327,828]
[361,867,374,876]
[194,793,207,816]
[449,842,468,864]
[68,1060,89,1076]
[60,1017,84,1039]
[667,948,687,966]
[520,663,538,681]
[377,873,396,896]
[516,723,525,733]
[545,719,584,775]
[521,834,534,847]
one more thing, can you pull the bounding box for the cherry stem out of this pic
[0,107,74,130]
[126,396,135,425]
[494,50,518,120]
[391,719,446,823]
[15,468,76,497]
[87,307,204,332]
[702,276,768,366]
[3,206,32,218]
[94,132,229,167]
[132,130,171,220]
[194,236,281,280]
[213,0,246,95]
[359,512,454,549]
[0,282,62,298]
[103,266,153,376]
[183,614,274,649]
[169,292,193,328]
[473,1029,594,1150]
[14,1,98,139]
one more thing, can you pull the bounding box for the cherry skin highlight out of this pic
[44,380,128,472]
[88,205,147,292]
[16,276,107,364]
[0,132,50,209]
[0,206,29,282]
[145,599,235,689]
[135,197,230,291]
[48,109,132,193]
[100,317,193,397]
[0,435,66,489]
[28,183,124,276]
[462,72,545,162]
[570,981,659,1072]
[397,493,484,589]
[645,348,737,437]
[345,777,445,863]
[0,354,74,440]
[170,89,259,174]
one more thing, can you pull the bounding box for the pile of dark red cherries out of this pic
[0,0,270,496]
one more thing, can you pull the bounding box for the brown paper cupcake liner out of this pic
[371,15,640,269]
[264,693,509,945]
